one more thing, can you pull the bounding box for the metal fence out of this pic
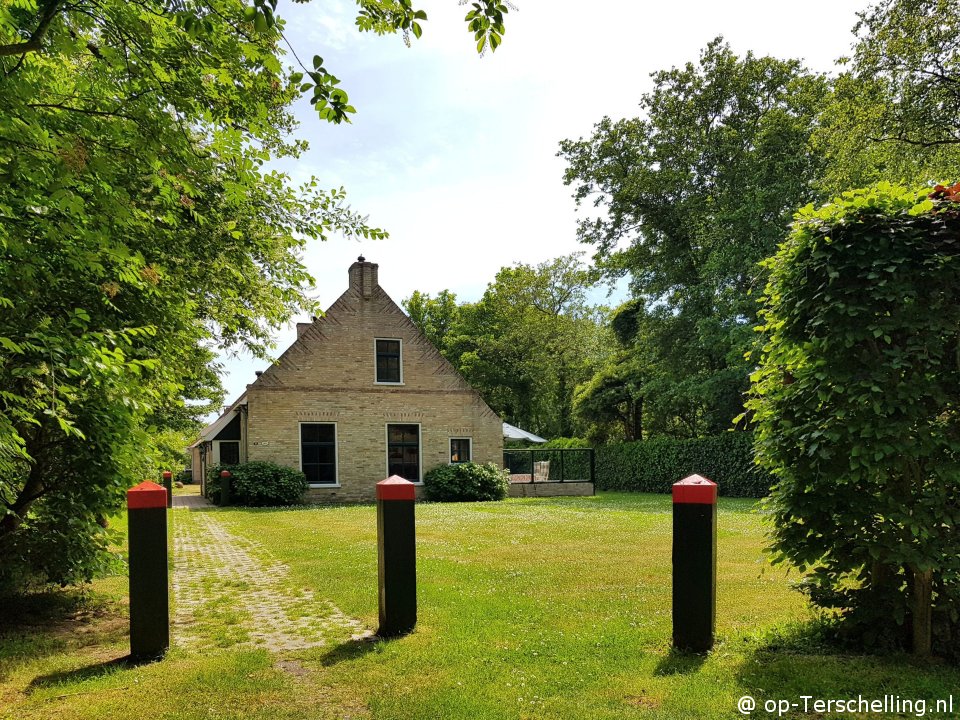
[502,448,595,484]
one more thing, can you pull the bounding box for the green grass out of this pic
[1,493,956,719]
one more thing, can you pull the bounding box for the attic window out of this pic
[375,339,402,383]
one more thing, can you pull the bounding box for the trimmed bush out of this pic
[423,462,510,502]
[204,461,306,507]
[595,432,772,498]
[539,437,590,449]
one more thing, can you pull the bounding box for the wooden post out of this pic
[220,469,232,507]
[672,474,717,652]
[376,476,417,637]
[127,481,169,661]
[161,470,173,508]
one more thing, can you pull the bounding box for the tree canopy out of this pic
[0,0,511,592]
[813,0,960,194]
[559,38,827,438]
[404,254,607,439]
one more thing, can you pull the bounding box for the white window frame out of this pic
[213,439,241,466]
[374,337,404,385]
[449,437,472,464]
[385,422,422,484]
[299,421,340,488]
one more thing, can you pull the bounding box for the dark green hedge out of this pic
[595,433,773,498]
[423,462,510,502]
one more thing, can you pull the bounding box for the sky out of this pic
[209,0,869,419]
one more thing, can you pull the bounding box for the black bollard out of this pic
[128,481,169,661]
[220,469,232,507]
[162,470,173,509]
[672,473,717,653]
[376,476,417,637]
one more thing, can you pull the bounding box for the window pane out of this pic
[387,424,419,481]
[219,441,240,465]
[376,339,401,382]
[388,424,418,443]
[301,424,335,443]
[450,438,470,463]
[300,423,336,485]
[377,339,400,355]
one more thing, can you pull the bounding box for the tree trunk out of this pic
[631,396,643,441]
[911,566,933,657]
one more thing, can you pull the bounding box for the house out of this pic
[191,257,504,502]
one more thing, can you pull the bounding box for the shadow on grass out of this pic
[0,590,128,677]
[734,619,959,704]
[319,634,394,667]
[25,656,131,694]
[653,647,709,676]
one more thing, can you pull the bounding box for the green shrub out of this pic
[204,461,306,507]
[595,432,771,498]
[423,462,510,502]
[540,437,590,449]
[203,463,236,505]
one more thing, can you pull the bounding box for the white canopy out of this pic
[503,422,546,443]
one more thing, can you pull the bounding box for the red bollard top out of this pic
[128,481,168,509]
[377,475,416,501]
[672,474,717,505]
[162,470,172,480]
[220,470,232,478]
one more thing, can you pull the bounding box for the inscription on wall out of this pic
[383,411,424,420]
[443,426,474,436]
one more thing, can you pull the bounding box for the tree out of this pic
[814,0,960,194]
[403,290,461,351]
[404,254,607,439]
[0,0,513,592]
[559,39,827,437]
[747,183,960,659]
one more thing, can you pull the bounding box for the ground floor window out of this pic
[387,423,420,481]
[449,438,472,464]
[217,440,240,466]
[301,423,337,485]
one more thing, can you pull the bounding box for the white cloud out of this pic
[207,0,868,416]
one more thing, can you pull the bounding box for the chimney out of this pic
[348,256,379,299]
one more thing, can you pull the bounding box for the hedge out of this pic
[595,432,773,498]
[204,461,307,506]
[423,462,510,502]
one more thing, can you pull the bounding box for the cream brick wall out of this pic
[243,260,503,503]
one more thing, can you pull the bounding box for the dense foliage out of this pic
[423,462,509,503]
[205,461,306,507]
[814,0,960,195]
[594,433,771,498]
[748,183,960,658]
[405,254,608,439]
[560,39,828,439]
[0,0,510,593]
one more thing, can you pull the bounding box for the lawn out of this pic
[1,493,956,720]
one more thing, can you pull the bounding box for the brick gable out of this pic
[241,259,502,502]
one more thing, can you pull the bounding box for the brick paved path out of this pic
[170,498,366,652]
